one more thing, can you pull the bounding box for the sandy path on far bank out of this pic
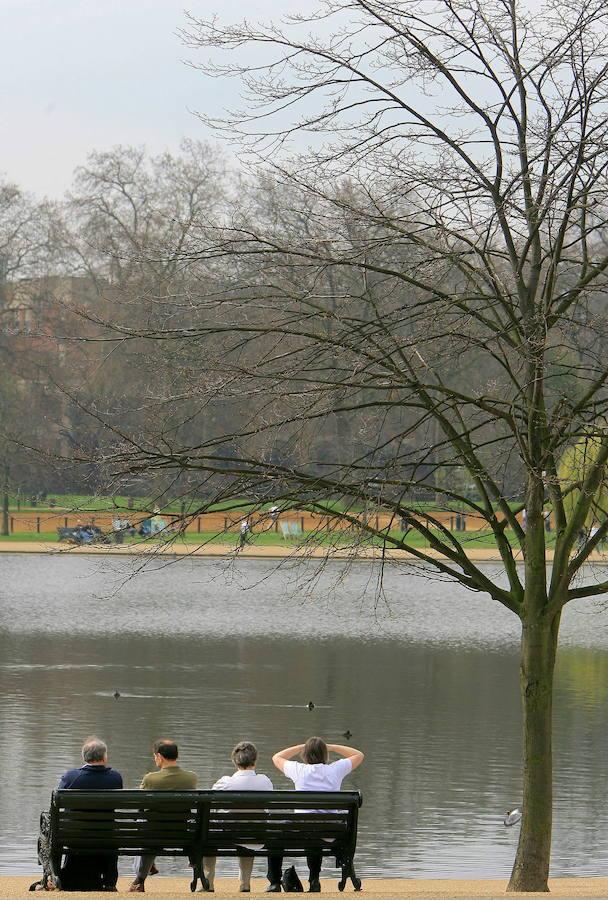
[3,541,608,565]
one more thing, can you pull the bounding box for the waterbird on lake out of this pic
[307,701,315,710]
[113,690,121,699]
[342,730,352,739]
[504,807,522,826]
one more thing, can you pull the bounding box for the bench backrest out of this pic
[204,791,360,856]
[51,789,362,858]
[51,791,202,855]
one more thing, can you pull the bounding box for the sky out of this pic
[1,0,307,198]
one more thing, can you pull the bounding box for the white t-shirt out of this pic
[212,769,274,791]
[283,758,352,791]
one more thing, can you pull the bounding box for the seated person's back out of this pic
[57,736,123,892]
[130,739,197,893]
[203,740,279,893]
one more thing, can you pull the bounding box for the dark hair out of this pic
[82,736,107,763]
[302,737,328,765]
[153,739,178,761]
[231,741,258,769]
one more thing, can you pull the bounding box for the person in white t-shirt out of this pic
[202,741,281,894]
[272,737,364,892]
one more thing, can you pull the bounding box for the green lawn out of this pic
[0,526,552,552]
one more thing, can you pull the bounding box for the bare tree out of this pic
[73,0,608,889]
[65,140,228,297]
[0,180,62,518]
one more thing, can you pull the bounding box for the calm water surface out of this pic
[1,553,608,879]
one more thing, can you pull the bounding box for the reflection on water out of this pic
[0,554,607,878]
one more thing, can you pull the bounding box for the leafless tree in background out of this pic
[0,181,63,524]
[50,141,234,498]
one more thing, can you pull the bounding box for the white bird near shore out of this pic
[504,807,522,826]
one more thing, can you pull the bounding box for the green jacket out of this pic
[140,765,198,790]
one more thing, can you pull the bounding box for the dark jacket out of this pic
[55,763,123,891]
[59,764,123,790]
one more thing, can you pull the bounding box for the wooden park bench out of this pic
[37,789,363,892]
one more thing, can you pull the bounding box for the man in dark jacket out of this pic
[58,736,123,891]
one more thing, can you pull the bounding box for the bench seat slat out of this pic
[205,843,346,852]
[59,828,198,837]
[59,815,198,824]
[207,828,346,844]
[59,829,198,840]
[59,816,198,825]
[61,844,195,853]
[60,837,196,844]
[59,837,197,844]
[207,822,348,837]
[209,813,348,821]
[207,829,347,838]
[208,820,348,828]
[209,822,348,829]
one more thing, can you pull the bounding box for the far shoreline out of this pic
[1,540,608,566]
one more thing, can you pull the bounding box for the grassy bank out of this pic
[0,527,548,552]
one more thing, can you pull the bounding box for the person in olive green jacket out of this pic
[129,739,198,893]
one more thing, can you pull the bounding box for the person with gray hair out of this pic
[58,736,123,789]
[201,741,281,893]
[56,736,123,891]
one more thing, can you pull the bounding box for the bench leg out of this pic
[190,862,198,893]
[338,859,361,892]
[349,860,362,891]
[191,860,207,893]
[190,860,211,893]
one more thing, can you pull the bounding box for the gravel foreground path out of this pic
[5,877,608,898]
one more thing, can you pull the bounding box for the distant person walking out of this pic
[239,520,251,549]
[112,515,125,544]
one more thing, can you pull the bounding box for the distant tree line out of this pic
[1,141,531,504]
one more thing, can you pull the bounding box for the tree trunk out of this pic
[508,609,561,892]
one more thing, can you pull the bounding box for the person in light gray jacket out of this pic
[201,742,281,893]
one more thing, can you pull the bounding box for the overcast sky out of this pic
[1,0,306,199]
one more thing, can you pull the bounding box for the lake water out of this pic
[1,552,608,879]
